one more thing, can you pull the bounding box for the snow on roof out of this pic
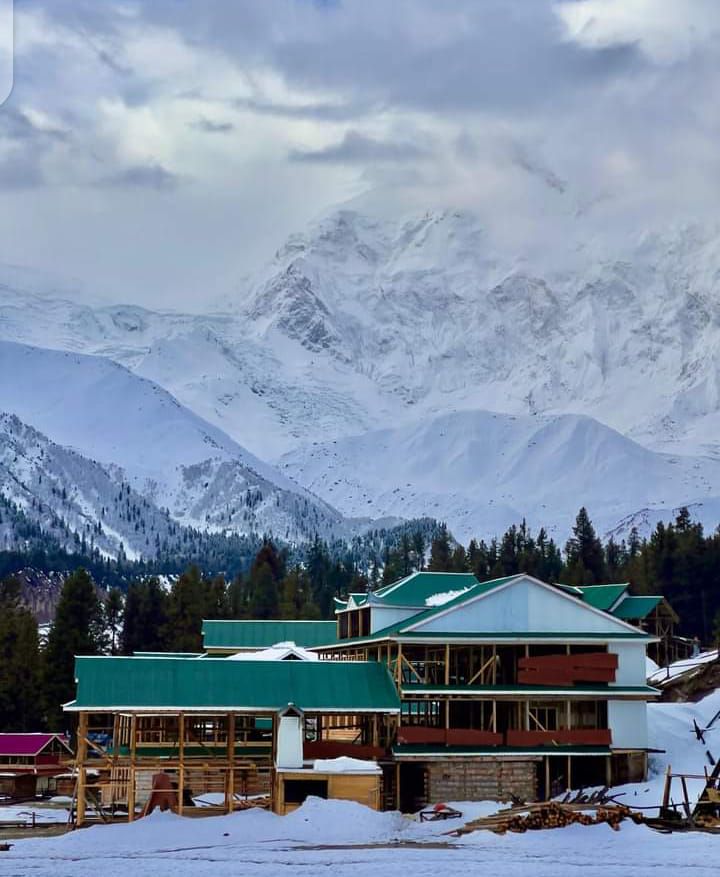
[226,641,319,662]
[311,756,382,774]
[648,648,719,685]
[0,733,70,757]
[424,587,472,607]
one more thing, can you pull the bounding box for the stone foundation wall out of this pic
[426,758,538,802]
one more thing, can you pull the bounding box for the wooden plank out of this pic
[76,711,88,827]
[128,715,137,822]
[226,713,235,814]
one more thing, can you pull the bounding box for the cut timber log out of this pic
[447,801,644,836]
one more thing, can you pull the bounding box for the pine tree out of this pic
[428,524,453,571]
[44,568,103,729]
[0,578,43,731]
[564,507,607,584]
[103,587,124,655]
[121,578,170,655]
[164,566,221,651]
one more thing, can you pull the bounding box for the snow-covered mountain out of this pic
[0,412,178,559]
[3,204,720,541]
[279,409,720,543]
[0,341,347,545]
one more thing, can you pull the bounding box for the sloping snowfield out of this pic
[2,691,719,877]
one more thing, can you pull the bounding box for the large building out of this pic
[326,572,659,809]
[64,571,662,821]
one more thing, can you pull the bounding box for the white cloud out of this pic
[555,0,720,63]
[0,0,718,306]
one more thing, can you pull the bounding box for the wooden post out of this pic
[395,762,401,812]
[606,755,613,788]
[492,700,497,733]
[226,712,235,814]
[110,713,120,814]
[662,764,672,810]
[444,644,450,685]
[397,644,403,686]
[566,700,571,730]
[76,711,89,827]
[127,714,137,822]
[178,713,185,816]
[567,755,572,793]
[544,757,550,800]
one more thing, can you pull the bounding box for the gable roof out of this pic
[65,656,400,713]
[328,574,654,646]
[556,584,673,622]
[202,620,336,650]
[572,584,629,612]
[226,641,318,662]
[0,733,71,757]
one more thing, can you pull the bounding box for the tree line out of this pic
[2,506,720,734]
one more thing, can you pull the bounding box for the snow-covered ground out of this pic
[2,691,719,877]
[648,649,720,687]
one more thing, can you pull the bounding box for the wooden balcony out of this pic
[397,726,503,747]
[505,729,612,747]
[303,741,387,760]
[517,652,618,686]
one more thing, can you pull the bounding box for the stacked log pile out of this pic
[448,801,645,836]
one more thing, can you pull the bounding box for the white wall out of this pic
[611,642,648,687]
[608,700,648,749]
[276,716,303,768]
[370,605,420,634]
[414,577,637,636]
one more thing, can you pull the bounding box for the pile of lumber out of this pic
[448,801,644,836]
[233,795,270,811]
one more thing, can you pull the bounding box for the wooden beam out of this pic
[127,714,137,822]
[400,653,423,683]
[445,644,450,685]
[76,711,88,827]
[468,654,496,686]
[226,713,235,814]
[178,713,185,816]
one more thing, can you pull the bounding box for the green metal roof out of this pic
[66,656,400,713]
[573,584,628,611]
[338,571,482,610]
[133,652,202,658]
[612,595,663,620]
[202,620,337,650]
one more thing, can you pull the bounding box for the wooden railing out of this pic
[505,729,612,746]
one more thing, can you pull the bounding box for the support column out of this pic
[397,644,403,686]
[567,755,572,793]
[127,714,137,822]
[444,645,450,685]
[225,713,235,814]
[76,711,88,827]
[178,713,185,816]
[544,757,550,800]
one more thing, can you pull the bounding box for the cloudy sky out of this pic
[0,0,718,308]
